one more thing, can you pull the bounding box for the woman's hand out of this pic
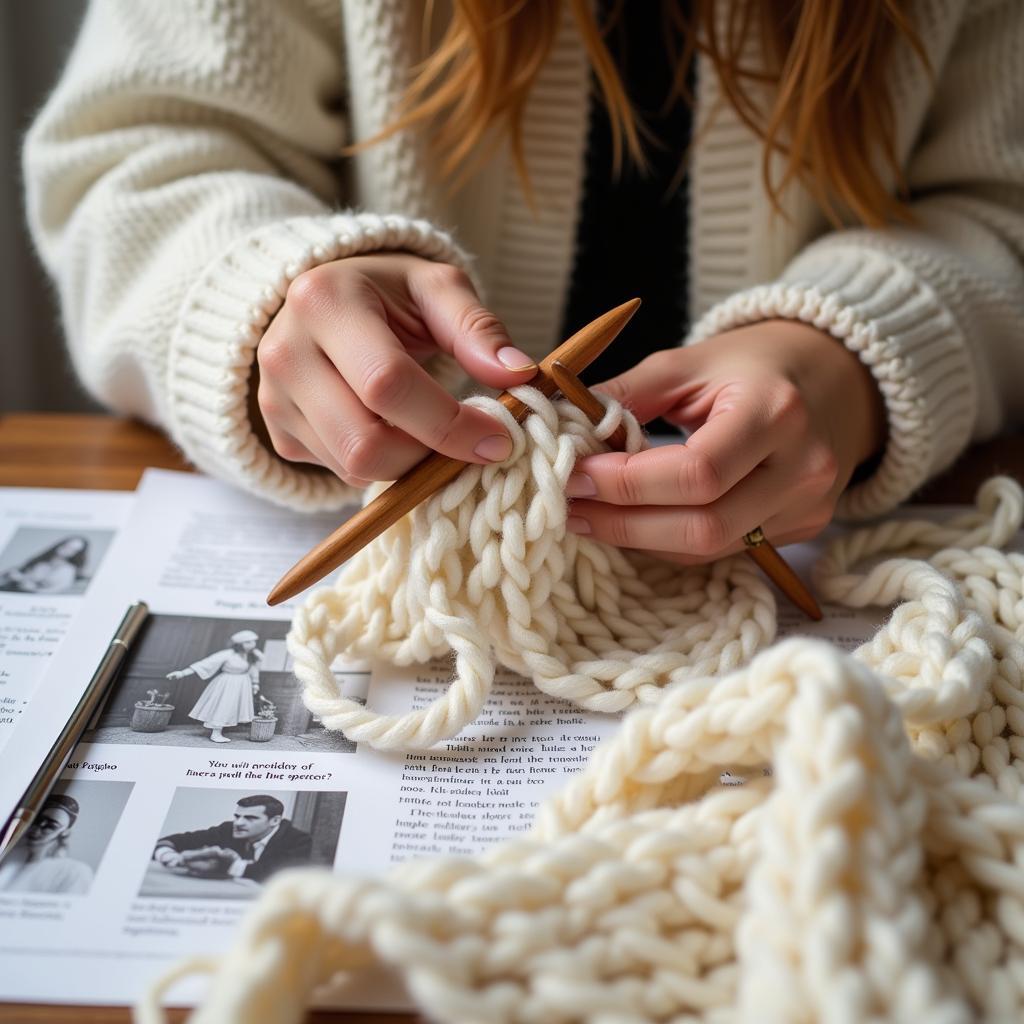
[565,321,887,562]
[255,252,539,485]
[166,670,190,680]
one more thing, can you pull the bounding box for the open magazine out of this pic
[0,469,888,1009]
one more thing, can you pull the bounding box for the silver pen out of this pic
[0,601,149,865]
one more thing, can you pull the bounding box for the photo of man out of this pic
[140,786,347,900]
[152,794,310,884]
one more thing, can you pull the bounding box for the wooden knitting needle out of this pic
[738,527,823,620]
[549,361,629,451]
[266,298,642,606]
[550,360,823,621]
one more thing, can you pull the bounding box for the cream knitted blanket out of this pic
[140,393,1024,1022]
[288,388,777,751]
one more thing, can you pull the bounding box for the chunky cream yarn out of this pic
[289,387,777,750]
[139,473,1024,1023]
[136,382,1024,1022]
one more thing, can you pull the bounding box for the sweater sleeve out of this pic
[21,0,469,511]
[156,822,232,854]
[688,0,1024,520]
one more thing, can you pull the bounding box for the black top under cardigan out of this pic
[560,0,694,393]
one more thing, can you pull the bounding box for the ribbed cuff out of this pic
[687,244,977,519]
[166,212,470,511]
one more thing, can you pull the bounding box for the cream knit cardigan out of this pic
[21,0,1024,518]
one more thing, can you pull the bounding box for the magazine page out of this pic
[0,487,133,754]
[0,470,397,1007]
[0,468,938,1009]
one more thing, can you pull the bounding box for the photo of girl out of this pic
[0,535,90,594]
[0,780,133,898]
[0,793,93,895]
[85,613,366,752]
[166,629,263,744]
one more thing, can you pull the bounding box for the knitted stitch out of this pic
[139,472,1024,1023]
[288,388,777,750]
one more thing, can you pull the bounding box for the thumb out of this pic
[411,263,538,388]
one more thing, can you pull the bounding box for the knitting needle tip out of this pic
[266,300,643,605]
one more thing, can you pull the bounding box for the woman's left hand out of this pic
[565,321,886,562]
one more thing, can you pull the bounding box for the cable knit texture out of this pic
[289,390,776,749]
[138,467,1024,1022]
[21,0,1024,512]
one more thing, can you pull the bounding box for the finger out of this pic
[261,415,322,470]
[571,396,778,507]
[295,428,373,489]
[593,349,696,424]
[300,351,430,480]
[322,306,515,465]
[256,379,321,463]
[409,263,539,388]
[566,462,804,555]
[259,394,372,486]
[644,510,834,566]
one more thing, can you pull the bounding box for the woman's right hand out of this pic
[255,252,539,486]
[166,670,188,680]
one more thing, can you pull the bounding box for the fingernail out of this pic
[565,472,596,497]
[497,346,536,372]
[474,434,513,462]
[566,515,591,535]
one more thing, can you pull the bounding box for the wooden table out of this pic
[0,414,424,1023]
[1,413,1021,501]
[0,413,1021,1024]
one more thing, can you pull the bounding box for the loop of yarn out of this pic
[289,387,777,750]
[138,476,1024,1023]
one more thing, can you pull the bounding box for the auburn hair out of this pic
[353,1,927,228]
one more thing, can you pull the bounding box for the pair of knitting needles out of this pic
[267,299,822,620]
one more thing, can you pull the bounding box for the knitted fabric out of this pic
[287,388,777,750]
[139,472,1024,1023]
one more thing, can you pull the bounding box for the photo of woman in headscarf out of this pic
[0,535,89,594]
[166,629,263,743]
[0,793,93,894]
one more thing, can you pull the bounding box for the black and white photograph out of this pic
[139,787,347,900]
[84,614,368,752]
[0,528,116,596]
[0,779,134,896]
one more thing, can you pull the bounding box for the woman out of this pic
[0,794,93,895]
[20,2,1023,558]
[166,630,263,743]
[0,536,89,594]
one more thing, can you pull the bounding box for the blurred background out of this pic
[2,1,92,414]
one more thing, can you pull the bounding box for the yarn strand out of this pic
[290,388,776,751]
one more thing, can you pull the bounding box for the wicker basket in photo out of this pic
[130,702,174,732]
[249,716,277,742]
